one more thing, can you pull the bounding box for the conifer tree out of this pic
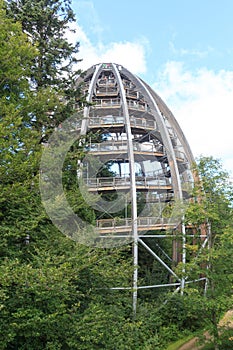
[5,0,85,135]
[5,0,80,89]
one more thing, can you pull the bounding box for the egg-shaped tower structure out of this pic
[75,63,207,312]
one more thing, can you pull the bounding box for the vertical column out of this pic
[181,218,186,294]
[112,64,138,315]
[80,64,102,135]
[133,76,186,271]
[133,75,187,292]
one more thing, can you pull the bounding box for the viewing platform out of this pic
[88,115,156,131]
[87,140,164,159]
[85,176,172,192]
[96,217,178,234]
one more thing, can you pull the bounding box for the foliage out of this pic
[178,156,233,349]
[201,226,233,349]
[5,0,80,89]
[186,156,233,234]
[0,239,136,350]
[5,0,86,138]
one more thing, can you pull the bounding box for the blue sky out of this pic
[69,0,233,176]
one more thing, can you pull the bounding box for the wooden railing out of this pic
[96,217,178,233]
[86,176,170,188]
[88,115,156,130]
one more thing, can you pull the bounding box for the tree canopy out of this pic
[5,0,80,89]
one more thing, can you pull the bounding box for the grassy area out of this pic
[166,335,194,350]
[166,310,233,350]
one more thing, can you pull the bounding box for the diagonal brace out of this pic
[138,238,182,282]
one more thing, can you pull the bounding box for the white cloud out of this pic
[66,22,148,75]
[169,42,214,58]
[153,61,233,175]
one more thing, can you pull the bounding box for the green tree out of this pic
[5,0,80,89]
[198,157,233,349]
[182,157,233,350]
[198,156,232,226]
[5,0,86,137]
[0,0,42,256]
[204,226,233,350]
